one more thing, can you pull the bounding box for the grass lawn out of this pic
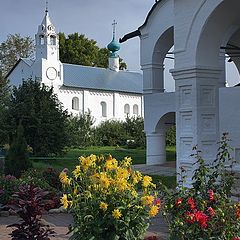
[32,145,176,172]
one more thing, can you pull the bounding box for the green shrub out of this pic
[4,124,32,178]
[165,126,176,146]
[0,175,20,205]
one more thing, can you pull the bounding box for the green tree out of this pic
[165,126,176,146]
[4,123,32,178]
[0,72,11,145]
[66,111,95,148]
[0,34,34,76]
[7,79,68,156]
[123,116,146,148]
[59,32,127,69]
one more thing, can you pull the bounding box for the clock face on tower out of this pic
[46,67,57,80]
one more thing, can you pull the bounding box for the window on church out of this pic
[101,101,107,117]
[133,104,139,116]
[124,104,130,116]
[40,35,44,45]
[72,97,79,110]
[50,35,56,45]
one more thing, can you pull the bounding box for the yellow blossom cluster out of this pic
[59,154,160,220]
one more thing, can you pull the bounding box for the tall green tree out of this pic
[0,34,34,76]
[4,123,32,178]
[59,32,127,69]
[0,72,11,145]
[66,111,95,148]
[8,79,68,156]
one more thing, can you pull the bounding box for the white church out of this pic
[7,9,143,126]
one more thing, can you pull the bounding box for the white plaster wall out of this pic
[58,88,83,116]
[219,87,240,151]
[144,92,176,133]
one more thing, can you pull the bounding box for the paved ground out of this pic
[0,163,174,239]
[0,213,169,240]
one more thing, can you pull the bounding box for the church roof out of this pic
[63,63,143,94]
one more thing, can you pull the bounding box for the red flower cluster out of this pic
[185,210,209,228]
[188,197,196,210]
[208,189,214,201]
[154,198,161,206]
[236,205,240,219]
[207,207,215,217]
[232,237,240,240]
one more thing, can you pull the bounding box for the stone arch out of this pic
[139,0,174,93]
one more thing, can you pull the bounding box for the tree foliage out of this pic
[4,123,32,178]
[66,111,95,148]
[0,73,11,145]
[59,32,127,70]
[0,34,34,76]
[7,79,68,156]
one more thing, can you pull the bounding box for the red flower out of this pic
[175,198,182,207]
[185,211,195,223]
[154,198,161,206]
[195,210,209,228]
[236,205,240,219]
[187,197,196,210]
[232,237,240,240]
[207,207,215,217]
[208,189,214,201]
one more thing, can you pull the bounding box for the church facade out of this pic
[7,10,143,126]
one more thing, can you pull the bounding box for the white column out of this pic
[171,67,222,183]
[141,63,165,94]
[146,133,166,165]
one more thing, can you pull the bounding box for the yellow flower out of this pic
[99,202,108,211]
[59,171,70,185]
[141,195,154,206]
[112,209,122,219]
[72,165,81,177]
[105,155,118,170]
[122,157,132,167]
[116,167,129,179]
[132,171,142,184]
[149,205,159,217]
[79,156,92,171]
[131,190,138,198]
[99,172,110,188]
[142,175,152,188]
[115,178,128,191]
[60,194,70,209]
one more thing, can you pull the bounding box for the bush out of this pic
[160,133,240,239]
[165,126,176,146]
[7,184,55,239]
[60,154,160,240]
[4,124,32,178]
[0,175,19,205]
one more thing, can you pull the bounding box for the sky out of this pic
[0,0,239,91]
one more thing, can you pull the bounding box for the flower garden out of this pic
[0,134,239,239]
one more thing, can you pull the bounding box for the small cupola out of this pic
[107,20,120,72]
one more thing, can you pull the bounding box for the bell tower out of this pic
[33,2,63,89]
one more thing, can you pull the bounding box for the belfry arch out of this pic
[121,0,240,182]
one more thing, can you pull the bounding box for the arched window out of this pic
[101,101,107,117]
[39,35,44,45]
[133,104,139,116]
[50,35,56,45]
[72,97,79,110]
[124,104,130,116]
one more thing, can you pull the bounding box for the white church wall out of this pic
[8,61,32,85]
[58,88,83,116]
[219,87,240,162]
[86,90,114,126]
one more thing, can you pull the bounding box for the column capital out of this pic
[170,66,222,80]
[141,63,164,70]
